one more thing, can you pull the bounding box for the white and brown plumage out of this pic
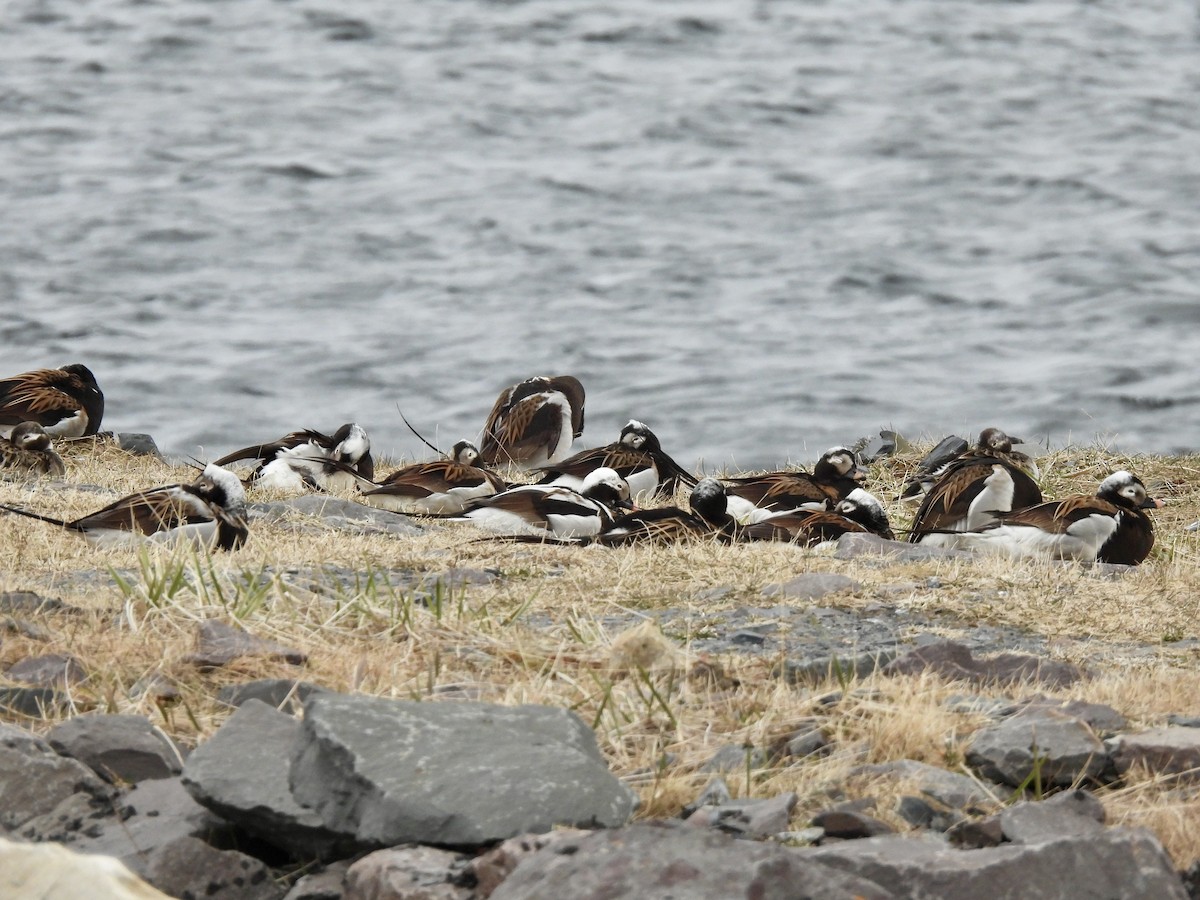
[360,440,507,514]
[477,375,586,469]
[0,422,66,477]
[535,420,697,501]
[454,466,631,538]
[598,478,737,546]
[722,447,868,524]
[214,423,374,493]
[744,488,894,545]
[907,428,1043,546]
[0,463,248,550]
[955,470,1161,564]
[904,427,1040,507]
[0,364,104,438]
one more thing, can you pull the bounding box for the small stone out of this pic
[216,678,329,712]
[468,830,589,898]
[681,777,732,818]
[946,815,1006,848]
[343,845,470,900]
[116,433,163,458]
[0,686,67,718]
[778,649,896,686]
[0,591,80,616]
[762,573,861,600]
[187,620,307,670]
[1112,727,1200,781]
[5,653,87,687]
[701,744,768,774]
[812,809,894,839]
[784,728,829,759]
[130,836,284,900]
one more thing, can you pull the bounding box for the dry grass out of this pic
[2,437,1200,864]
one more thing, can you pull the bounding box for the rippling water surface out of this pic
[4,0,1200,469]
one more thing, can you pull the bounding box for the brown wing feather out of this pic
[75,486,212,535]
[910,465,993,534]
[370,460,504,498]
[488,394,563,464]
[991,496,1119,534]
[727,472,829,509]
[0,370,84,427]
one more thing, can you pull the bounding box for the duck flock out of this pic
[0,365,1167,566]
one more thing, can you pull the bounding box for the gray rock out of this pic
[58,777,233,860]
[803,828,1187,899]
[217,678,330,713]
[0,686,66,717]
[0,723,113,833]
[681,777,732,818]
[342,845,470,900]
[183,700,354,859]
[884,640,1082,688]
[468,830,589,899]
[130,836,284,900]
[1112,727,1200,781]
[966,711,1110,788]
[1,616,51,641]
[895,795,965,832]
[489,820,894,899]
[835,533,972,562]
[762,573,861,601]
[282,861,350,900]
[1166,714,1200,728]
[701,744,769,774]
[0,590,79,616]
[997,793,1106,844]
[48,714,182,784]
[290,694,637,848]
[685,792,797,839]
[5,653,87,687]
[812,808,894,839]
[187,619,308,670]
[783,727,829,759]
[850,759,997,812]
[778,649,897,686]
[116,433,163,458]
[253,496,423,536]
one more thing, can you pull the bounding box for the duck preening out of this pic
[722,447,867,523]
[452,466,631,539]
[0,422,66,477]
[0,364,104,438]
[477,375,586,469]
[214,423,374,493]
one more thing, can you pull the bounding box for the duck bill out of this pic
[850,465,869,482]
[1142,497,1165,510]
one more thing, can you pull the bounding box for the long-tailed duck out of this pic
[907,428,1042,546]
[477,375,586,469]
[360,440,507,514]
[535,419,696,501]
[454,466,630,538]
[954,470,1161,564]
[0,422,66,477]
[744,488,894,544]
[0,463,248,550]
[215,423,374,493]
[598,477,736,545]
[723,447,867,523]
[0,364,104,438]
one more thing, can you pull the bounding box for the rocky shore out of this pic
[2,443,1200,898]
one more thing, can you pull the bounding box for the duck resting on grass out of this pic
[452,466,631,539]
[477,375,586,469]
[0,463,248,550]
[951,470,1161,565]
[359,440,507,515]
[722,446,868,524]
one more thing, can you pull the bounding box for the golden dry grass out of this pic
[2,437,1200,864]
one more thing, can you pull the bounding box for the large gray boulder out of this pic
[290,694,637,848]
[0,723,113,834]
[182,700,354,859]
[966,711,1109,788]
[802,828,1186,899]
[489,820,893,899]
[1112,727,1200,781]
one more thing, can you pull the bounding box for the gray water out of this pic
[4,0,1200,471]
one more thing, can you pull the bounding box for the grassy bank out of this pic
[2,439,1199,864]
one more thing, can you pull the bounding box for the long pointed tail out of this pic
[0,502,83,531]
